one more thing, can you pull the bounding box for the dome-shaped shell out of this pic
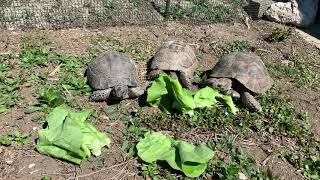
[86,52,140,90]
[151,39,197,75]
[209,52,273,94]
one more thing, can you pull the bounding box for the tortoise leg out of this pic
[225,89,241,100]
[241,92,262,112]
[169,71,179,80]
[129,86,145,98]
[89,89,112,102]
[148,69,163,80]
[178,72,194,90]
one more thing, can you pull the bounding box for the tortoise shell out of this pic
[209,52,273,94]
[86,52,140,90]
[150,38,198,75]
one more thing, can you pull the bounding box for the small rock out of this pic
[239,172,248,180]
[265,0,319,28]
[6,160,13,165]
[28,163,35,169]
[281,60,294,66]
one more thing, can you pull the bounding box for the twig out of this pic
[111,161,130,180]
[62,84,72,97]
[244,17,251,30]
[48,64,62,77]
[262,154,273,166]
[67,160,131,180]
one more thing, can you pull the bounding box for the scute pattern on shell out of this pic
[151,39,197,75]
[209,52,273,94]
[87,52,140,90]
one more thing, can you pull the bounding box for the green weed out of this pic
[152,0,244,22]
[0,129,29,146]
[266,27,293,43]
[267,51,320,90]
[0,76,24,110]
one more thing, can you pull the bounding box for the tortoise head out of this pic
[113,84,129,100]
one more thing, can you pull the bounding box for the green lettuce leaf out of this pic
[147,73,239,115]
[136,131,214,177]
[174,141,214,177]
[36,106,111,164]
[221,95,239,114]
[194,87,222,108]
[136,131,173,163]
[147,74,173,114]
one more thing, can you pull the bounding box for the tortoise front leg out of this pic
[179,71,195,90]
[169,71,179,80]
[89,89,112,102]
[129,86,145,98]
[148,69,163,80]
[241,92,262,112]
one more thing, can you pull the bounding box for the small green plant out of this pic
[39,87,65,108]
[141,162,160,179]
[266,27,293,43]
[25,87,65,114]
[207,135,275,179]
[41,176,51,180]
[0,64,10,72]
[0,130,29,146]
[105,0,114,9]
[19,36,59,68]
[225,40,253,53]
[266,51,320,90]
[0,76,23,110]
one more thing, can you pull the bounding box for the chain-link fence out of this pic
[0,0,247,29]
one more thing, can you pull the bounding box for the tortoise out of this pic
[203,52,273,112]
[86,52,145,101]
[148,38,198,89]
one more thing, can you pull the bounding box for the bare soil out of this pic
[0,20,319,179]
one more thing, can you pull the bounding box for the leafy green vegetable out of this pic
[147,73,238,115]
[221,95,239,114]
[194,87,221,108]
[137,131,214,177]
[36,106,111,164]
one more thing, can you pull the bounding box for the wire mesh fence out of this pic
[0,0,247,29]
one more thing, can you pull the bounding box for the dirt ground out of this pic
[0,20,320,179]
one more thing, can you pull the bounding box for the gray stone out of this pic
[244,0,273,19]
[265,0,319,28]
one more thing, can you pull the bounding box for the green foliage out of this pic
[153,0,244,22]
[224,40,253,53]
[279,140,320,180]
[266,27,293,43]
[259,89,310,137]
[207,135,276,179]
[105,0,114,9]
[19,36,60,68]
[267,52,320,90]
[39,87,65,108]
[0,76,23,110]
[0,129,29,146]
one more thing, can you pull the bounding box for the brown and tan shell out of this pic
[150,38,198,76]
[209,52,273,94]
